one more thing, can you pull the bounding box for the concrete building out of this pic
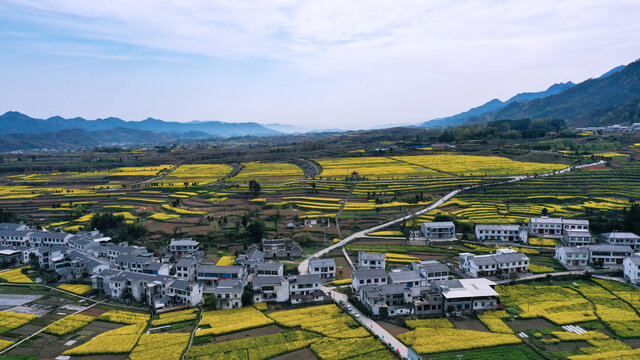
[411,261,450,283]
[586,244,633,267]
[308,258,336,280]
[255,262,284,277]
[459,249,529,277]
[169,238,200,257]
[210,279,244,309]
[175,258,198,281]
[431,278,499,312]
[421,222,455,241]
[602,232,640,250]
[555,246,589,268]
[357,250,385,270]
[252,276,289,303]
[562,229,593,246]
[261,239,303,259]
[289,274,325,304]
[388,269,423,288]
[351,269,388,292]
[528,217,563,238]
[623,256,640,284]
[475,224,528,243]
[196,264,246,288]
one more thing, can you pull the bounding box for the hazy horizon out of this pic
[1,1,639,130]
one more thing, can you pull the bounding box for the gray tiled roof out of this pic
[352,269,388,279]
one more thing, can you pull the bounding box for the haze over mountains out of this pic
[1,59,639,151]
[421,61,637,128]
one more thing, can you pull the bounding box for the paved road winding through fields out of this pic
[297,160,605,360]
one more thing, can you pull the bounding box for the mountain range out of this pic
[0,112,280,138]
[420,61,634,128]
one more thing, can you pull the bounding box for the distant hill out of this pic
[0,112,280,138]
[469,60,640,127]
[421,81,575,128]
[0,127,209,152]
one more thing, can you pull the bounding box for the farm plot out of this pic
[267,304,369,338]
[196,307,274,337]
[315,156,444,180]
[229,162,304,183]
[391,154,567,177]
[398,327,521,355]
[186,330,320,360]
[496,284,597,325]
[148,164,233,187]
[567,282,640,337]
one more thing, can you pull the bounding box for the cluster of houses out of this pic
[351,250,499,317]
[0,223,322,309]
[464,216,640,284]
[575,123,640,134]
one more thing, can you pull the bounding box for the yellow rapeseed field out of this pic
[43,314,95,336]
[477,310,513,333]
[316,156,443,180]
[0,267,33,284]
[130,333,190,360]
[64,322,146,355]
[0,311,38,334]
[497,284,597,325]
[268,304,369,338]
[151,309,199,326]
[196,307,273,337]
[230,162,303,183]
[98,310,150,324]
[392,154,567,176]
[398,327,521,354]
[57,284,92,295]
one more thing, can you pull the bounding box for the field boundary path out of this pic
[181,309,203,360]
[298,159,604,360]
[0,282,105,355]
[98,164,179,192]
[387,156,459,177]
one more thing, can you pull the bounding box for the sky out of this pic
[0,1,639,130]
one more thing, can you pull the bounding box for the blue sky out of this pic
[1,0,639,129]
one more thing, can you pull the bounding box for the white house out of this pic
[459,249,529,277]
[529,217,590,239]
[528,217,563,238]
[256,262,284,277]
[586,244,633,267]
[169,238,200,257]
[623,256,640,284]
[555,246,589,268]
[475,224,528,243]
[252,276,289,303]
[288,274,324,304]
[351,269,388,292]
[357,250,385,270]
[411,261,450,283]
[196,264,246,288]
[388,269,423,288]
[175,258,198,281]
[210,279,244,309]
[421,222,455,241]
[29,231,73,248]
[563,219,589,231]
[602,232,640,250]
[431,278,499,312]
[168,279,204,308]
[308,258,336,280]
[562,229,593,246]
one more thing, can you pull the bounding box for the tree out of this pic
[248,180,261,197]
[541,208,549,216]
[247,221,265,242]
